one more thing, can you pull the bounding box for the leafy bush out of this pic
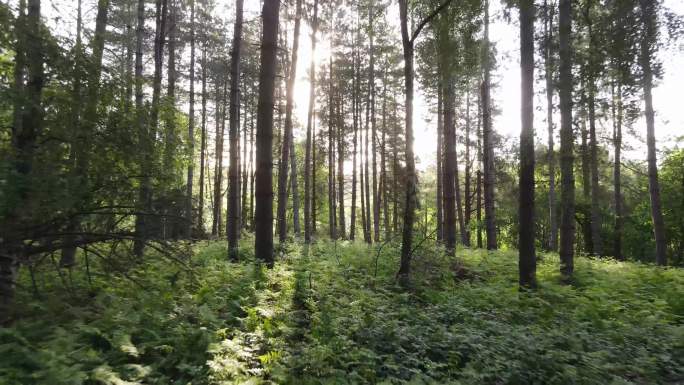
[1,238,682,384]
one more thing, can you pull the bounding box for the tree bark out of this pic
[442,81,457,252]
[612,82,623,260]
[254,0,281,267]
[228,0,244,260]
[337,93,346,239]
[558,0,575,278]
[212,77,225,237]
[519,0,537,289]
[369,4,379,243]
[198,46,207,235]
[481,0,497,250]
[328,42,337,240]
[185,0,196,238]
[436,88,444,242]
[464,88,472,247]
[639,0,667,265]
[304,0,318,243]
[276,0,302,243]
[544,0,557,252]
[580,105,592,254]
[350,36,358,241]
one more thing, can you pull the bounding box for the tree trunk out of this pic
[639,0,667,265]
[133,0,152,257]
[242,92,249,230]
[276,0,302,243]
[381,73,390,239]
[544,0,558,252]
[369,4,379,242]
[455,125,467,246]
[291,133,301,236]
[304,0,318,243]
[519,0,537,289]
[464,88,472,247]
[588,91,602,256]
[249,101,255,229]
[363,58,372,244]
[337,94,346,239]
[185,0,195,239]
[442,81,457,252]
[558,0,575,278]
[580,106,592,254]
[612,82,623,260]
[198,46,207,235]
[476,86,483,249]
[135,0,167,254]
[254,0,280,267]
[227,0,244,260]
[328,45,337,240]
[212,78,224,236]
[436,88,444,243]
[163,0,176,197]
[350,41,358,241]
[1,0,44,324]
[481,0,497,250]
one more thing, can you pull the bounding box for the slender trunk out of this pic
[312,118,318,235]
[350,42,358,241]
[291,134,301,237]
[381,74,390,238]
[242,94,249,230]
[163,0,176,193]
[276,0,302,242]
[612,82,623,260]
[584,1,602,256]
[442,81,457,252]
[254,0,281,266]
[476,83,483,248]
[337,94,346,238]
[559,0,575,277]
[304,0,318,243]
[639,0,667,265]
[198,47,207,235]
[185,0,195,238]
[519,0,537,288]
[482,0,497,250]
[212,78,225,236]
[545,0,558,251]
[227,0,244,260]
[455,112,466,246]
[588,91,602,255]
[436,89,444,242]
[60,0,84,267]
[328,45,337,240]
[464,88,472,247]
[369,4,379,242]
[363,60,372,244]
[133,0,151,257]
[249,100,255,229]
[580,106,592,254]
[392,98,399,235]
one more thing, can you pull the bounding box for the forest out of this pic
[0,0,683,383]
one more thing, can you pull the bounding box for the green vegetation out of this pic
[2,239,681,384]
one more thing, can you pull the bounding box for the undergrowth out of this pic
[1,237,682,384]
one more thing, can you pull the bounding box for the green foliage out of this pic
[1,239,682,384]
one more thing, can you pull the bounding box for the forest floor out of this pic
[1,236,683,384]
